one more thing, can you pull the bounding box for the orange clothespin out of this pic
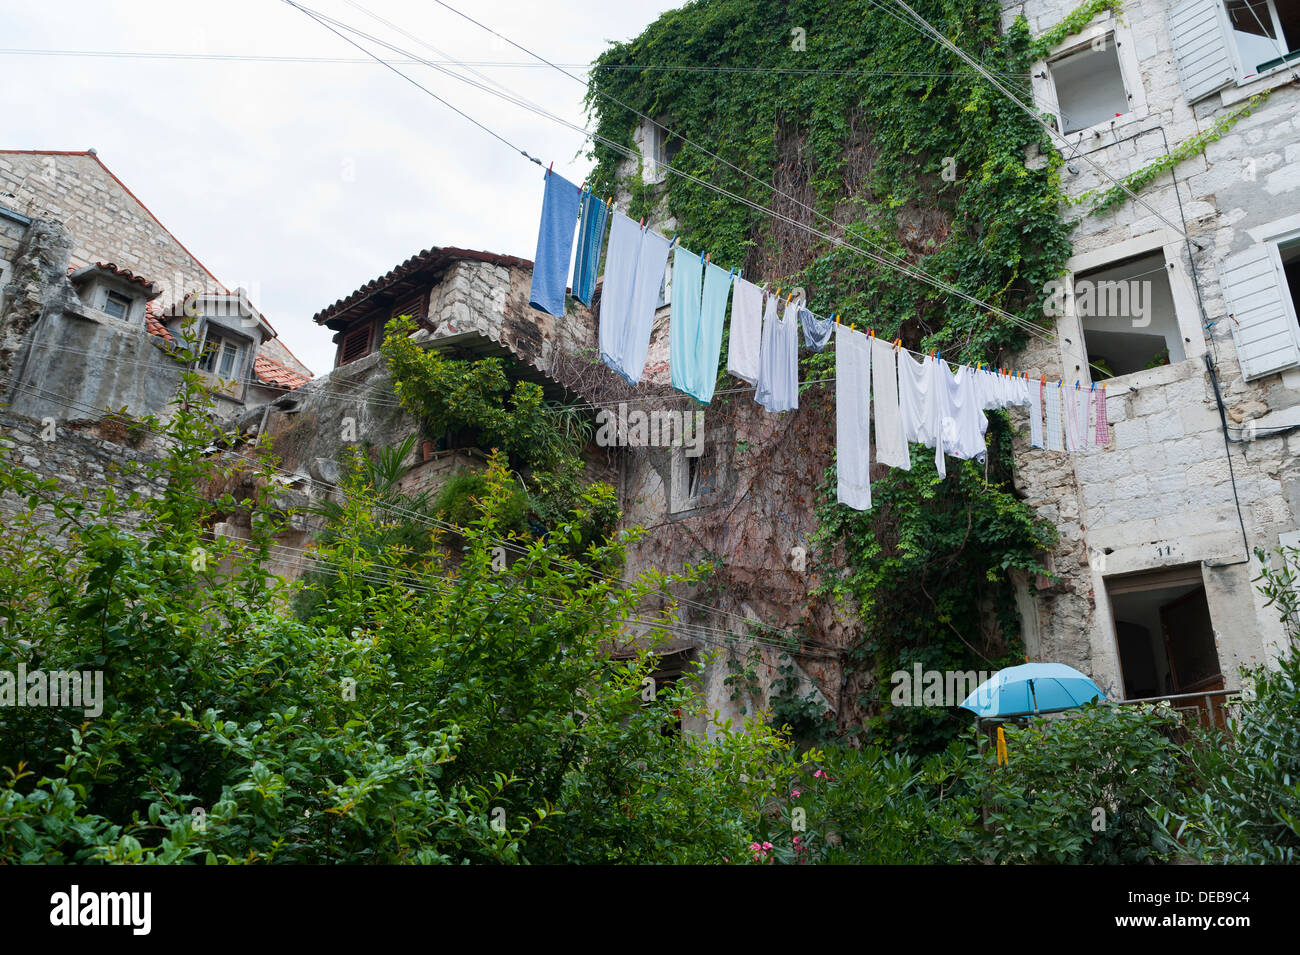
[706,252,710,264]
[869,328,875,338]
[835,314,841,325]
[894,338,902,351]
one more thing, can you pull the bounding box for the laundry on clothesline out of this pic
[800,307,834,353]
[836,325,872,510]
[571,188,609,307]
[528,169,581,318]
[599,211,672,387]
[529,170,1112,517]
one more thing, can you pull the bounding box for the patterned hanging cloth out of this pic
[1094,386,1111,446]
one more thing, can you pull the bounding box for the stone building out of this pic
[999,0,1300,707]
[0,148,312,422]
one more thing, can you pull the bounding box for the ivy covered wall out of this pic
[584,0,1100,749]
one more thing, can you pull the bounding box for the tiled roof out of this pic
[312,247,533,328]
[92,261,159,294]
[144,300,175,342]
[254,354,311,391]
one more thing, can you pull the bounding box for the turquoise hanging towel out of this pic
[572,190,608,306]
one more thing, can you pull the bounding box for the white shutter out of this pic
[1219,244,1300,380]
[1168,0,1237,103]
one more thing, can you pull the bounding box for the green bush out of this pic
[1155,648,1300,863]
[976,702,1184,864]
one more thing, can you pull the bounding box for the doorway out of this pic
[1106,566,1224,701]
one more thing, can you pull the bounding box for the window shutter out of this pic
[1168,0,1237,103]
[1218,244,1300,380]
[339,323,372,365]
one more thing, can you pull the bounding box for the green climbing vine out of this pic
[1075,90,1272,217]
[1027,0,1124,60]
[585,0,1087,751]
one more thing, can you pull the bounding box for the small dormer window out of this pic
[200,332,245,381]
[102,290,132,320]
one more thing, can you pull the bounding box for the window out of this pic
[101,290,132,321]
[1225,0,1300,74]
[1107,567,1224,719]
[643,120,680,183]
[1218,227,1300,380]
[1075,250,1184,380]
[338,322,372,365]
[1047,37,1130,133]
[671,444,718,513]
[1169,0,1300,102]
[200,333,244,381]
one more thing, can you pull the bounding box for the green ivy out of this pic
[1027,0,1124,60]
[586,0,1075,750]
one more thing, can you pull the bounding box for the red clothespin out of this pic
[706,252,710,264]
[547,161,554,177]
[639,217,645,229]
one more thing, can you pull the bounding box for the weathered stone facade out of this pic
[0,149,311,379]
[1000,0,1300,697]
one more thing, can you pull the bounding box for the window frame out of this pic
[1062,231,1205,385]
[1223,0,1298,79]
[1033,16,1147,140]
[199,329,246,383]
[101,289,132,321]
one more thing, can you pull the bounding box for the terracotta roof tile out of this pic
[254,354,312,391]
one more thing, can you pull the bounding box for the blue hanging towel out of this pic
[571,190,608,306]
[670,245,704,398]
[528,170,581,317]
[692,261,732,403]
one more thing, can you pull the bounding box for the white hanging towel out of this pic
[940,361,989,461]
[1029,379,1045,449]
[726,276,764,384]
[1064,384,1090,452]
[1044,381,1064,451]
[835,325,872,510]
[898,350,945,477]
[871,337,910,471]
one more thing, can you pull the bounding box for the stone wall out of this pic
[0,151,313,379]
[1000,0,1300,692]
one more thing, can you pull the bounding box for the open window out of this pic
[1107,567,1224,704]
[1225,0,1300,75]
[670,443,718,513]
[1169,0,1300,102]
[1046,36,1131,133]
[1075,250,1185,380]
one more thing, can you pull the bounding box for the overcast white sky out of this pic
[1,0,685,375]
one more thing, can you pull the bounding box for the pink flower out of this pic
[762,841,773,850]
[791,789,801,798]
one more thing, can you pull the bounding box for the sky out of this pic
[1,0,686,375]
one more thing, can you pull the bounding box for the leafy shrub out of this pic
[1154,648,1300,863]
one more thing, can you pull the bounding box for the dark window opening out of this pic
[1226,0,1300,73]
[1076,250,1182,380]
[1280,238,1300,332]
[1107,568,1224,714]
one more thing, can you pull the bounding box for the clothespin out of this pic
[728,267,736,280]
[706,252,710,264]
[1090,381,1096,391]
[786,293,793,306]
[1074,380,1080,390]
[850,323,856,332]
[869,328,875,338]
[639,217,645,229]
[606,196,613,209]
[894,338,902,351]
[835,314,840,325]
[547,161,554,177]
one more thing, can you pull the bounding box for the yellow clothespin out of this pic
[850,323,856,332]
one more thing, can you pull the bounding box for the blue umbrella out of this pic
[959,662,1104,718]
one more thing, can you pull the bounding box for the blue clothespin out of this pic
[728,267,736,281]
[700,249,707,265]
[670,234,678,248]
